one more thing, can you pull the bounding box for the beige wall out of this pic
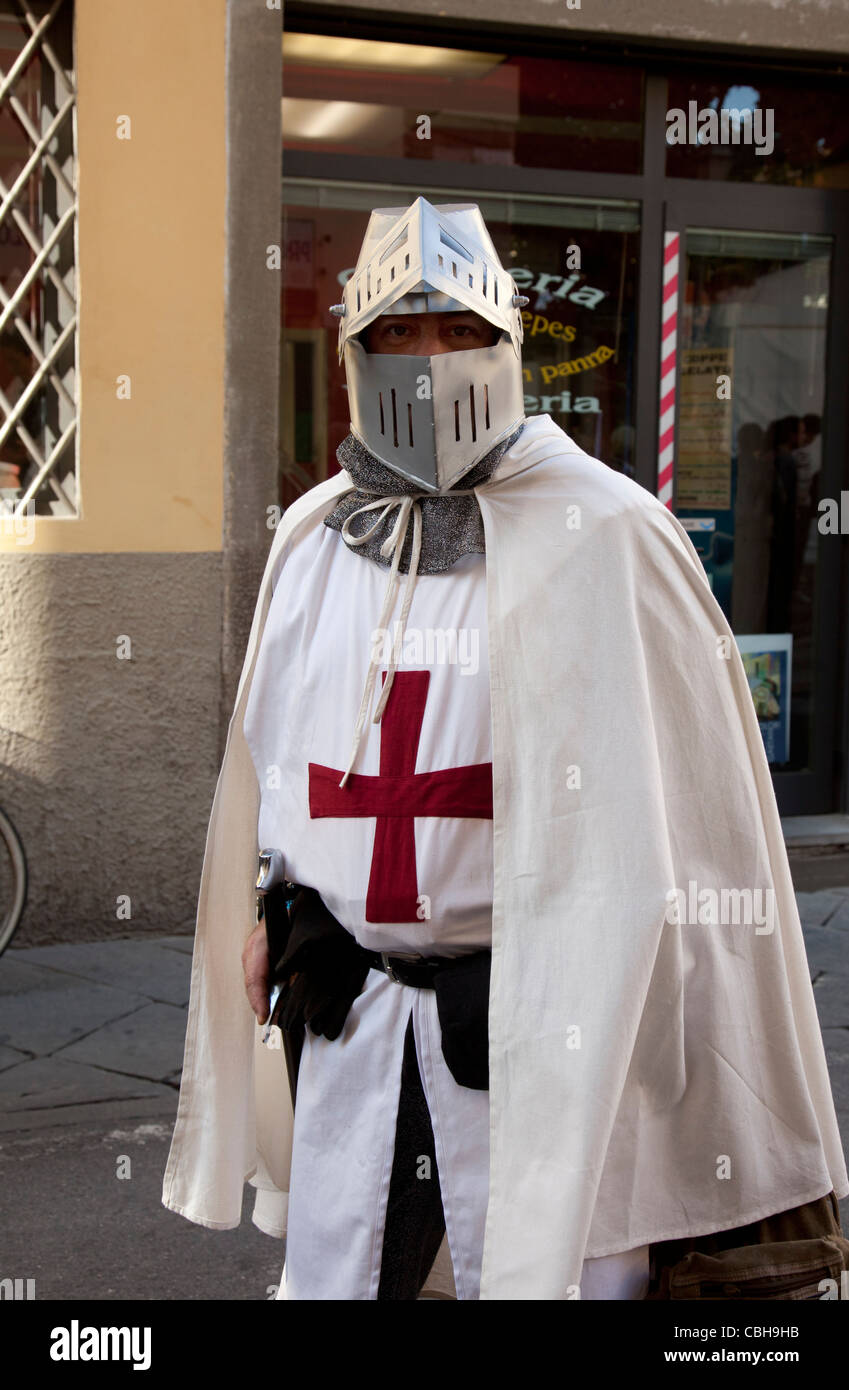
[0,550,222,945]
[0,0,247,949]
[0,0,228,556]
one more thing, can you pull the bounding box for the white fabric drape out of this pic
[162,415,848,1299]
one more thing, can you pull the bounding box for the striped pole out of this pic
[657,231,680,510]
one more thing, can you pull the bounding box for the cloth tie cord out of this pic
[338,487,467,786]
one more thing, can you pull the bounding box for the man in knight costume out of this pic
[162,197,848,1301]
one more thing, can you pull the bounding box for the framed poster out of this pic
[735,634,793,765]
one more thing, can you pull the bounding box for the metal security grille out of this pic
[0,0,76,519]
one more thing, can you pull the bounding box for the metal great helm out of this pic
[330,197,528,493]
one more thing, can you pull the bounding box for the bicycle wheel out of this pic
[0,805,27,956]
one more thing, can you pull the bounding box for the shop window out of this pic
[676,228,832,772]
[665,72,849,188]
[0,0,77,520]
[283,33,643,175]
[280,184,639,508]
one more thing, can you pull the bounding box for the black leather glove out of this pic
[270,887,370,1041]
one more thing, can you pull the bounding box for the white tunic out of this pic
[245,524,494,958]
[243,518,648,1300]
[243,520,493,1298]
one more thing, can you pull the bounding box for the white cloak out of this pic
[162,413,848,1299]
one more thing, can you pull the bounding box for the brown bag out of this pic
[647,1190,849,1300]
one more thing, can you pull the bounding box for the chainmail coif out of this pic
[323,422,526,576]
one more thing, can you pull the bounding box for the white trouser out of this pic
[580,1244,650,1300]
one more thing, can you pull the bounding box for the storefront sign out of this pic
[523,390,600,414]
[511,267,607,309]
[677,346,734,508]
[537,343,615,384]
[284,220,315,289]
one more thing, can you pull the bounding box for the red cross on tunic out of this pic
[308,669,493,922]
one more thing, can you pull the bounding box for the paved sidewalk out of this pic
[0,890,848,1296]
[2,894,849,1137]
[797,887,849,1232]
[0,934,285,1299]
[0,935,193,1132]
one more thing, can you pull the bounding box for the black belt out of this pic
[369,946,492,1088]
[365,948,488,990]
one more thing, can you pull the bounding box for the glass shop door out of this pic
[662,193,849,814]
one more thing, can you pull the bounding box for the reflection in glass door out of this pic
[673,228,832,780]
